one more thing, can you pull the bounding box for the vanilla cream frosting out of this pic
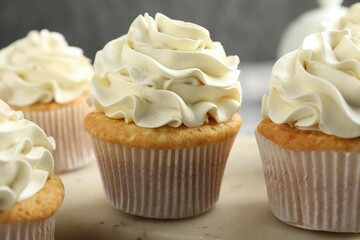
[0,29,93,107]
[262,30,360,138]
[320,3,360,34]
[88,13,241,128]
[0,100,55,210]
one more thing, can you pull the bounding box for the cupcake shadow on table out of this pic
[84,12,242,219]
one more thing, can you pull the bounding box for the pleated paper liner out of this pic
[22,101,94,173]
[0,216,55,240]
[255,130,360,232]
[90,135,236,219]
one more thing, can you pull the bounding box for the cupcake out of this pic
[0,100,64,239]
[0,29,95,173]
[256,29,360,232]
[85,13,242,219]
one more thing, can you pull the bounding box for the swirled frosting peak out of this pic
[262,29,360,138]
[88,13,241,128]
[320,3,360,35]
[0,100,55,210]
[0,29,94,107]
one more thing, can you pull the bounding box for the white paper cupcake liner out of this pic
[255,130,360,232]
[90,135,236,219]
[0,216,55,240]
[22,101,95,173]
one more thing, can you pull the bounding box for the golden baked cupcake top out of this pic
[87,13,241,128]
[11,93,88,112]
[262,29,360,139]
[0,174,64,224]
[257,118,360,152]
[85,112,241,149]
[0,29,93,107]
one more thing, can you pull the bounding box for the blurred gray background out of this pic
[0,0,357,134]
[0,0,357,62]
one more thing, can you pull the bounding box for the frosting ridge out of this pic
[321,3,360,35]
